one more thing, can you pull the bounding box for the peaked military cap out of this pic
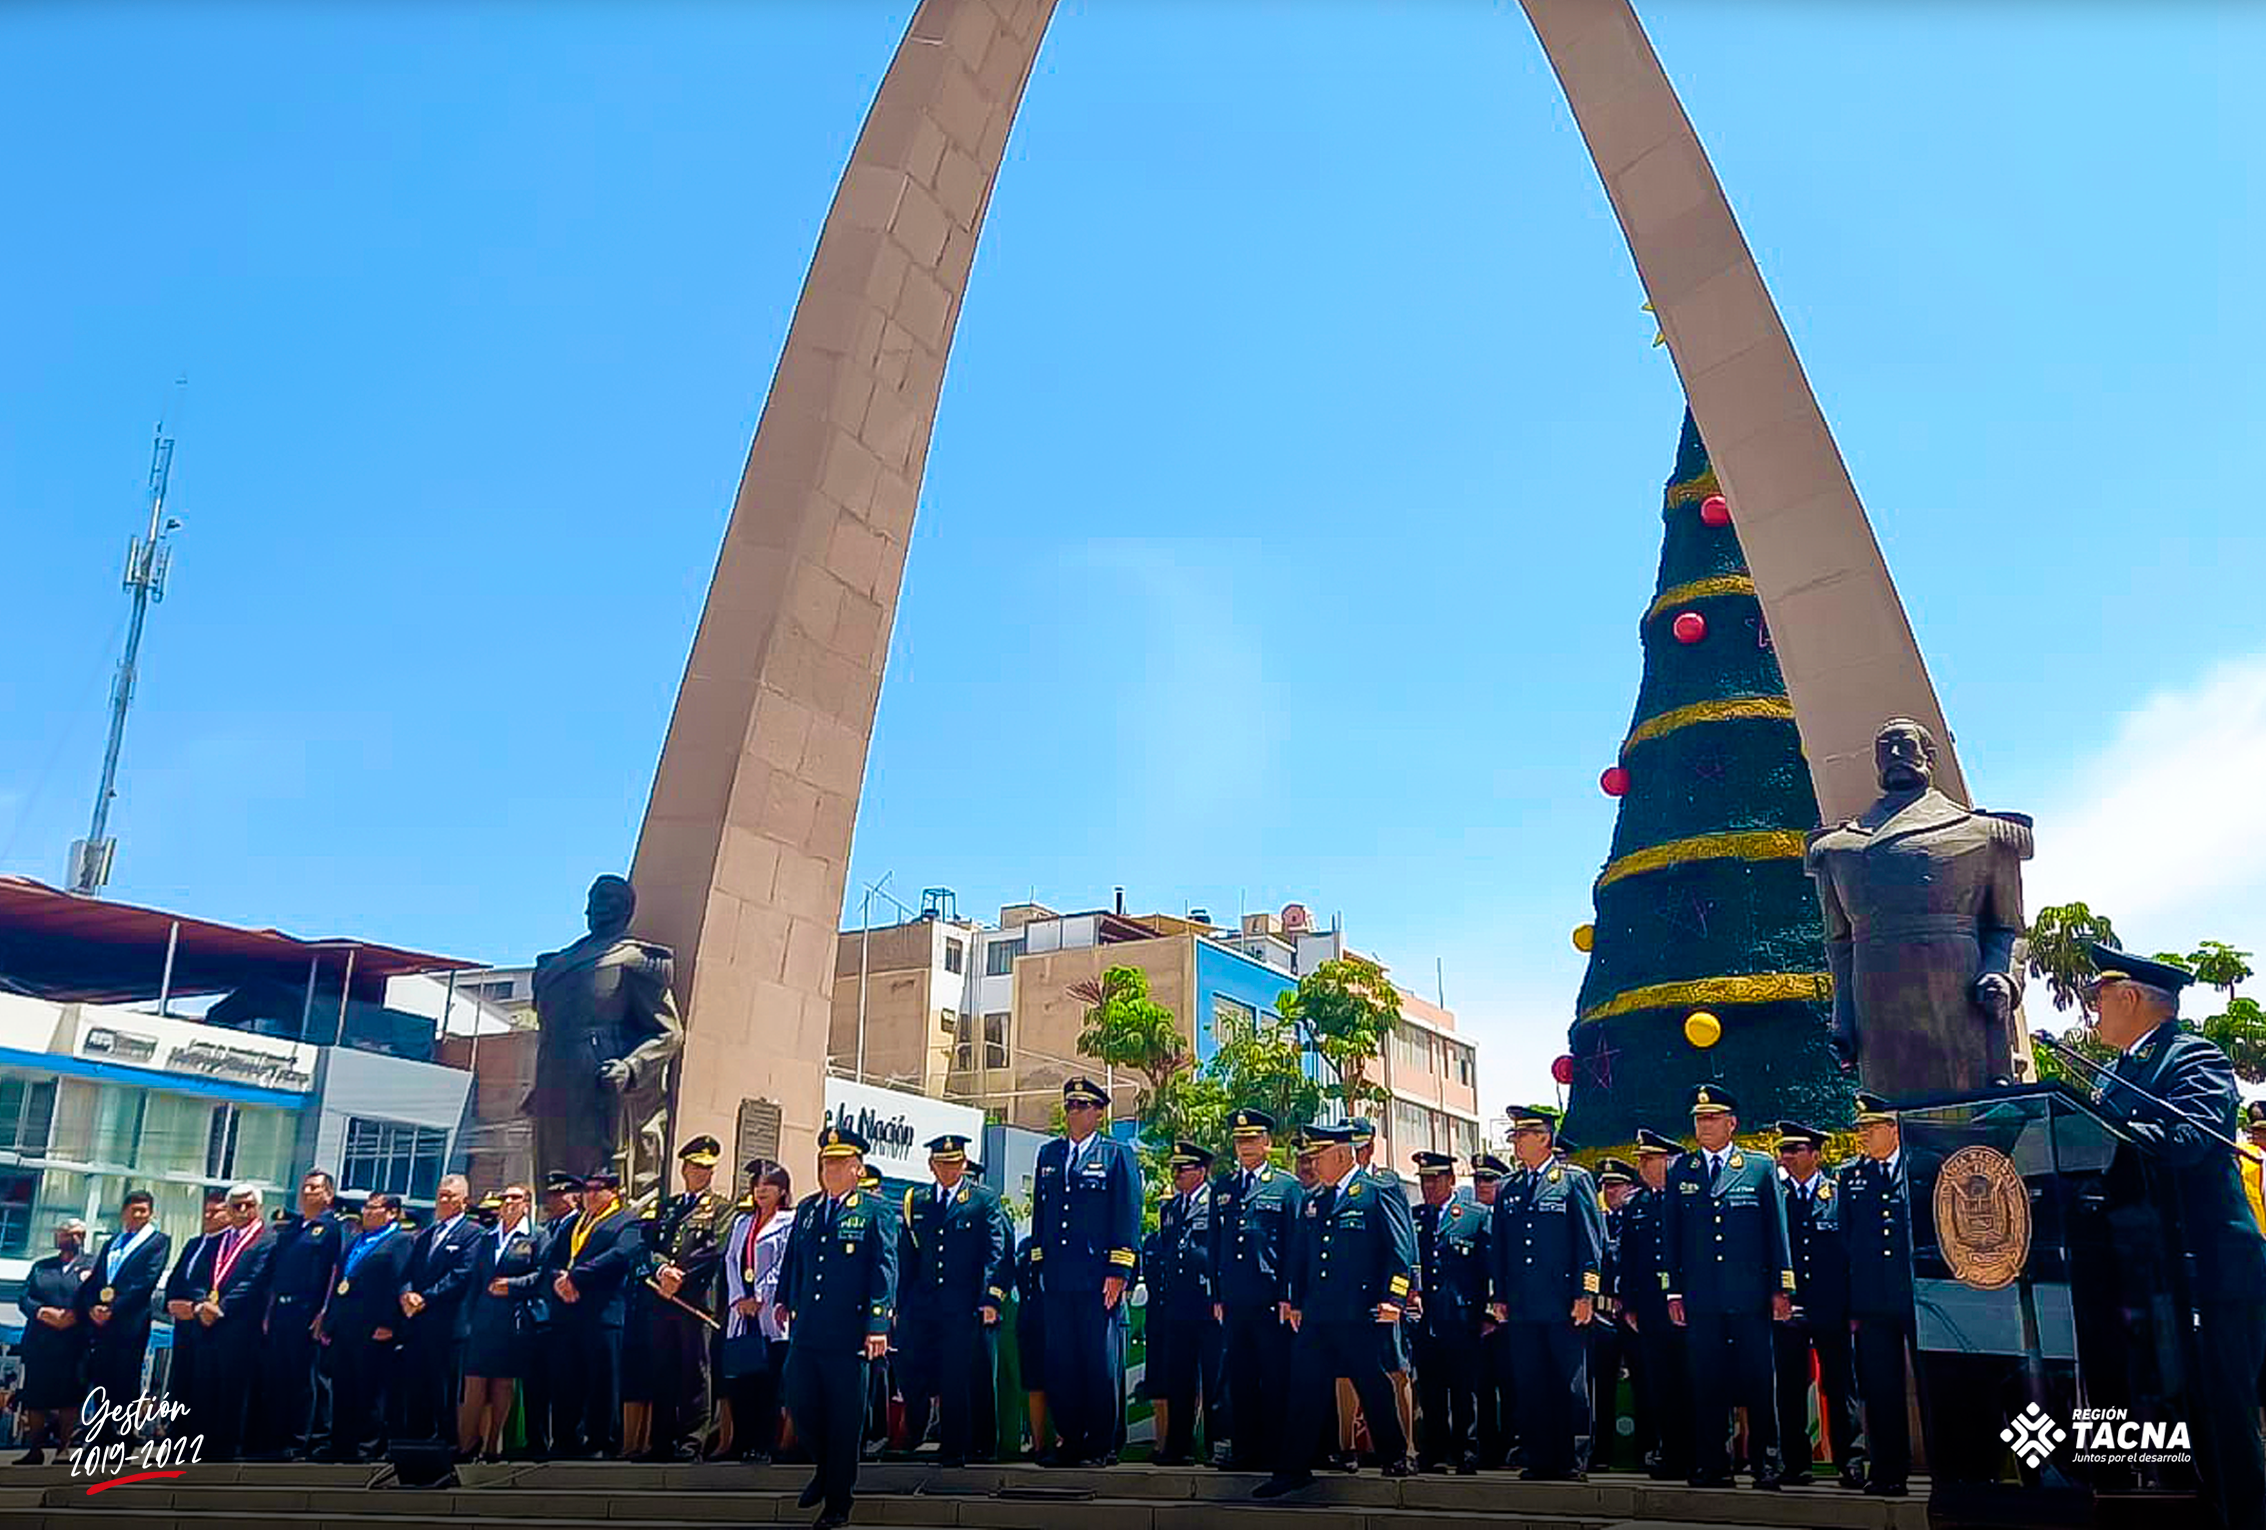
[1507,1103,1560,1134]
[1347,1116,1377,1146]
[1062,1076,1109,1108]
[1852,1091,1896,1125]
[1168,1142,1215,1171]
[1293,1134,1322,1159]
[1469,1152,1511,1180]
[1774,1121,1827,1151]
[1411,1150,1456,1175]
[544,1169,582,1193]
[2245,1100,2266,1129]
[678,1133,722,1166]
[925,1134,971,1162]
[1688,1084,1738,1117]
[582,1166,621,1189]
[967,1160,985,1177]
[476,1191,505,1213]
[2082,941,2195,995]
[1305,1121,1356,1145]
[1229,1108,1277,1138]
[1632,1127,1680,1157]
[858,1167,881,1191]
[1594,1156,1636,1186]
[819,1124,870,1159]
[742,1157,778,1178]
[1555,1134,1582,1155]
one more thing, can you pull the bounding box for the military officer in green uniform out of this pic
[641,1134,730,1460]
[1252,1122,1417,1498]
[1409,1151,1486,1474]
[1486,1105,1603,1482]
[1208,1107,1299,1473]
[774,1126,897,1530]
[1663,1085,1792,1490]
[896,1133,1011,1467]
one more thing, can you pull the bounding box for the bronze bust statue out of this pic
[1804,719,2034,1100]
[524,875,685,1197]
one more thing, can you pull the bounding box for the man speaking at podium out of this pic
[2083,942,2266,1530]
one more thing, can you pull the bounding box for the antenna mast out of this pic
[70,419,182,895]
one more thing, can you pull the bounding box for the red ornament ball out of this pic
[1671,610,1708,645]
[1551,1054,1576,1086]
[1600,765,1630,797]
[1699,494,1731,527]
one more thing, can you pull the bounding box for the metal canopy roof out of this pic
[0,875,479,1005]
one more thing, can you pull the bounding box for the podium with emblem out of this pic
[1893,1081,2206,1528]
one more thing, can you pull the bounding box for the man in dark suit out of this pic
[161,1189,228,1423]
[1253,1121,1417,1499]
[395,1174,485,1446]
[75,1188,171,1411]
[1838,1092,1912,1497]
[775,1126,898,1530]
[193,1184,279,1460]
[321,1194,414,1461]
[1031,1076,1141,1468]
[1663,1084,1793,1491]
[513,1171,581,1458]
[2084,943,2266,1530]
[1488,1107,1604,1483]
[543,1166,643,1458]
[1771,1121,1859,1488]
[256,1170,345,1459]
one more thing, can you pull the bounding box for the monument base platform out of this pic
[8,1459,1930,1530]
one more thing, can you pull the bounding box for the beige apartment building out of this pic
[827,894,1483,1176]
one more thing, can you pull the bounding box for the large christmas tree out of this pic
[1562,408,1850,1145]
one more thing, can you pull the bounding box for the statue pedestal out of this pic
[1896,1083,2206,1529]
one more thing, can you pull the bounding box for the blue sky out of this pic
[4,2,2263,1116]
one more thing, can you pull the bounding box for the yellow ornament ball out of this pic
[1684,1010,1723,1048]
[1572,923,1595,953]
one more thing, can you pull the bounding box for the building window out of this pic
[943,939,964,975]
[1212,996,1256,1046]
[1454,1045,1473,1088]
[1391,1100,1430,1156]
[951,1012,975,1072]
[1449,1117,1478,1163]
[341,1117,450,1202]
[0,1075,56,1154]
[983,1012,1010,1069]
[1389,1027,1432,1076]
[985,937,1023,977]
[0,1168,36,1257]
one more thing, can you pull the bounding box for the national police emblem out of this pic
[1934,1144,2030,1291]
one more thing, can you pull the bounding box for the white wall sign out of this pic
[821,1076,983,1183]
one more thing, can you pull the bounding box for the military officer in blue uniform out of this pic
[1620,1128,1685,1480]
[1485,1106,1603,1481]
[1147,1142,1221,1465]
[1772,1120,1860,1488]
[255,1169,345,1459]
[896,1132,1011,1468]
[1663,1084,1792,1490]
[1350,1116,1416,1456]
[1208,1107,1299,1472]
[1031,1076,1140,1467]
[1252,1122,1417,1498]
[1466,1152,1513,1468]
[2082,943,2266,1530]
[774,1126,897,1530]
[1409,1151,1487,1474]
[1838,1090,1912,1497]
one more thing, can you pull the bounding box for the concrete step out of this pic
[12,1461,1928,1530]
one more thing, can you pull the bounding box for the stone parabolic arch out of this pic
[627,0,1966,1171]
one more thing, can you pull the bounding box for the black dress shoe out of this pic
[1382,1459,1415,1479]
[1687,1470,1729,1487]
[1149,1452,1189,1467]
[1775,1466,1811,1486]
[14,1448,44,1467]
[1837,1468,1866,1489]
[1455,1457,1478,1476]
[1330,1450,1359,1473]
[1251,1473,1316,1499]
[798,1478,825,1508]
[1100,1452,1119,1466]
[812,1514,846,1530]
[1864,1480,1909,1496]
[934,1454,965,1469]
[1749,1474,1781,1491]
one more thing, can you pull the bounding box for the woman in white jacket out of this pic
[718,1160,796,1461]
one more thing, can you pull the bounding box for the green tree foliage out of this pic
[2024,907,2266,1085]
[1071,966,1188,1117]
[2025,903,2121,1016]
[1273,954,1402,1111]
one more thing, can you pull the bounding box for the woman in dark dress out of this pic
[14,1218,94,1464]
[459,1187,539,1461]
[1013,1233,1048,1458]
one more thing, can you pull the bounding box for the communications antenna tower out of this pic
[69,419,183,895]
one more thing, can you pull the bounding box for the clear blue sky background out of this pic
[5,2,2263,1116]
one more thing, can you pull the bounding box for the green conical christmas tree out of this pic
[1562,408,1850,1145]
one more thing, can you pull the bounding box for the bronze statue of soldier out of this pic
[1804,719,2034,1099]
[525,876,686,1199]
